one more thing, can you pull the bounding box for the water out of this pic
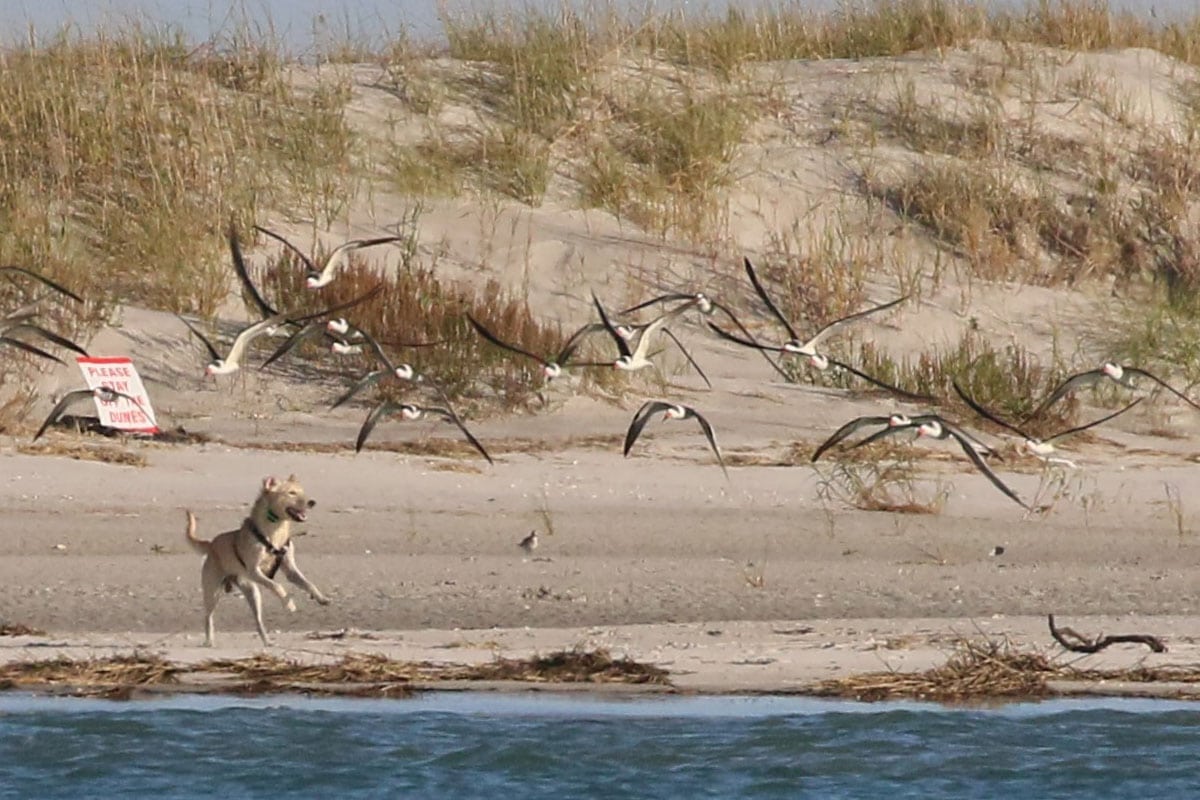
[2,693,1199,798]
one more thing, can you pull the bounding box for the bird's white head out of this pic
[305,273,329,289]
[916,421,941,438]
[662,405,687,421]
[888,414,911,427]
[614,324,635,340]
[204,360,230,376]
[695,293,712,313]
[808,353,830,371]
[614,355,635,371]
[331,341,362,356]
[543,363,563,381]
[326,318,350,335]
[394,364,415,381]
[1102,362,1123,380]
[399,405,422,421]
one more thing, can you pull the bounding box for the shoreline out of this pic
[3,615,1198,701]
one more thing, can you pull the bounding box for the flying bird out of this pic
[742,257,908,358]
[872,414,1028,509]
[180,313,289,376]
[330,330,445,409]
[621,289,788,380]
[255,225,405,289]
[467,314,613,381]
[811,413,943,462]
[355,401,492,464]
[33,386,149,441]
[592,293,710,385]
[623,400,727,478]
[1031,362,1200,418]
[954,381,1141,468]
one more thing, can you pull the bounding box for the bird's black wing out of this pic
[0,335,65,365]
[467,314,548,366]
[0,265,83,303]
[705,322,787,353]
[1044,398,1142,443]
[811,415,892,462]
[944,424,1029,510]
[177,316,222,362]
[661,328,711,388]
[952,380,1030,439]
[229,226,279,319]
[254,225,317,273]
[33,389,96,440]
[590,292,632,359]
[623,400,668,456]
[4,323,88,358]
[822,355,934,402]
[743,257,801,340]
[1126,367,1200,412]
[355,402,397,452]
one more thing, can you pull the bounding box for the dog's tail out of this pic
[184,510,211,554]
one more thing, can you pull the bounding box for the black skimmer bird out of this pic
[860,414,1028,509]
[330,331,448,409]
[467,314,608,381]
[623,400,727,477]
[621,289,788,380]
[0,265,83,303]
[255,225,405,289]
[180,313,290,376]
[708,321,930,400]
[811,413,944,462]
[709,258,924,398]
[355,401,492,464]
[592,293,711,386]
[954,381,1141,468]
[33,386,148,441]
[1031,362,1200,417]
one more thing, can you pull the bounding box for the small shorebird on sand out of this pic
[518,530,538,556]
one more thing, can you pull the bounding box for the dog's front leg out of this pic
[280,546,330,605]
[248,566,296,613]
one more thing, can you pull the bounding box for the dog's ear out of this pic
[263,476,278,490]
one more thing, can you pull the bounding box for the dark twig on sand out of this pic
[1048,614,1167,654]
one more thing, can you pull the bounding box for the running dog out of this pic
[184,474,330,646]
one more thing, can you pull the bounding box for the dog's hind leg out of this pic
[239,581,273,647]
[200,559,224,647]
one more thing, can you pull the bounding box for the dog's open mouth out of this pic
[286,506,308,523]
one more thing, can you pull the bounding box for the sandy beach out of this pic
[4,32,1200,696]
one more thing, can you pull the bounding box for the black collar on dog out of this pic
[247,517,289,558]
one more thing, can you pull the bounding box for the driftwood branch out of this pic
[1048,614,1166,654]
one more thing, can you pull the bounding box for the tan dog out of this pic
[184,474,330,646]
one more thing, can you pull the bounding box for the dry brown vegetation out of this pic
[817,635,1200,701]
[0,648,670,699]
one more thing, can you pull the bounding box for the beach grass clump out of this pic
[0,25,356,317]
[816,456,948,514]
[250,234,572,407]
[580,89,752,236]
[444,8,598,140]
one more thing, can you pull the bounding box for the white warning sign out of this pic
[76,356,159,434]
